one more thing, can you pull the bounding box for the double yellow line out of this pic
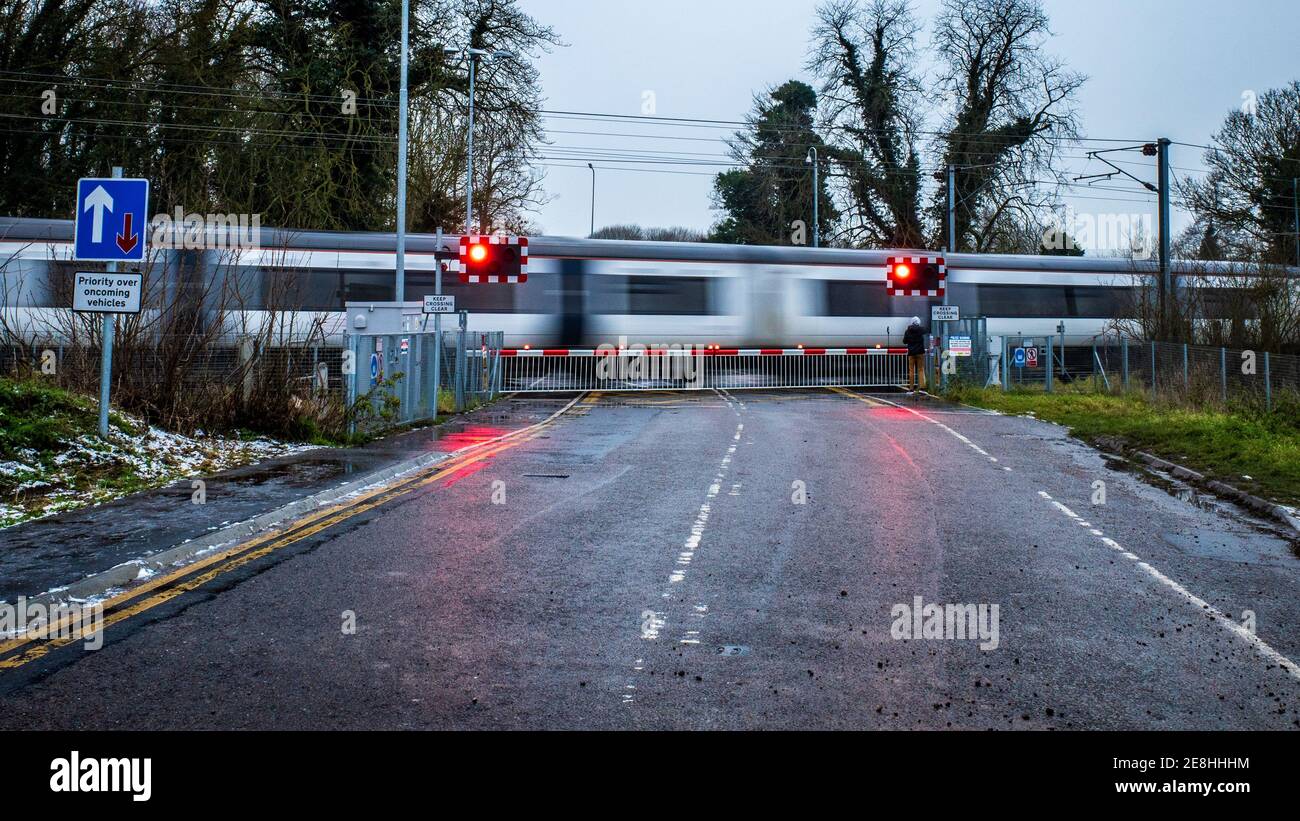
[0,393,589,670]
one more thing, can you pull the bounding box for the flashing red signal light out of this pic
[459,235,528,283]
[887,256,945,297]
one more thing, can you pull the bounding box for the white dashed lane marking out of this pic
[850,387,1300,684]
[624,390,747,703]
[1037,490,1300,682]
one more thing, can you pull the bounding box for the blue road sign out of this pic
[74,177,150,262]
[1013,347,1026,367]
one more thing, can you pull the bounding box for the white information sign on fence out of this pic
[72,271,143,314]
[931,305,959,322]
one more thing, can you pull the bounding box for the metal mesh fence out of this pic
[1008,336,1298,412]
[1,337,347,433]
[344,329,503,434]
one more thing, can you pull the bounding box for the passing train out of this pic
[0,217,1262,348]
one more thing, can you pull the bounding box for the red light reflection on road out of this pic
[440,459,489,488]
[435,425,507,453]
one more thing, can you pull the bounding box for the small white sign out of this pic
[72,271,142,314]
[423,294,456,314]
[931,305,959,322]
[948,335,972,357]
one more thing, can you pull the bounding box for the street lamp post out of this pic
[395,0,411,301]
[587,163,595,237]
[805,147,818,248]
[463,48,513,235]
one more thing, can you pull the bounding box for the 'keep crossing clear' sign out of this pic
[73,271,143,314]
[422,295,456,314]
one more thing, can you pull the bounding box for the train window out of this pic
[587,273,625,314]
[632,275,711,315]
[973,284,1065,317]
[934,283,1133,318]
[1198,288,1254,320]
[593,275,712,315]
[4,259,62,306]
[261,266,341,310]
[818,280,896,316]
[1065,285,1127,317]
[961,284,1129,318]
[341,270,394,303]
[510,272,560,313]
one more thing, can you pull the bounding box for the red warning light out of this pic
[459,235,528,283]
[887,256,944,297]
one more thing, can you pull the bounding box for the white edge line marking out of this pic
[1039,491,1300,681]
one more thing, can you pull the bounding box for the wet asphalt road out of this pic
[1,388,1298,730]
[0,398,562,602]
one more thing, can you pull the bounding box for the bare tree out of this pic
[931,0,1083,252]
[1179,81,1300,265]
[409,0,562,234]
[808,0,925,248]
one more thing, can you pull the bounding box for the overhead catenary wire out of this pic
[7,68,1276,225]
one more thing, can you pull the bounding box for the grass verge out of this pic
[0,377,312,528]
[944,383,1300,508]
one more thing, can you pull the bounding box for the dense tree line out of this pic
[0,0,558,232]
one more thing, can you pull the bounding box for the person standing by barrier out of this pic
[903,316,926,395]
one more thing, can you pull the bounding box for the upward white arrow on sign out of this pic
[83,185,114,244]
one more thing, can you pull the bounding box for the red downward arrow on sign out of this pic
[115,212,138,254]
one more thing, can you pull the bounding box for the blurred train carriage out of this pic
[0,217,1263,352]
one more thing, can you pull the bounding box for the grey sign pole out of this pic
[434,226,444,414]
[97,165,123,437]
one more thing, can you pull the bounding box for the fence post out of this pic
[237,335,255,406]
[1046,336,1054,393]
[1220,347,1227,404]
[1121,336,1129,391]
[1264,351,1272,412]
[1001,337,1009,389]
[1182,343,1189,392]
[454,311,467,412]
[1150,341,1157,398]
[344,334,358,436]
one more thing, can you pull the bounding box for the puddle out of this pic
[1173,487,1216,512]
[220,459,350,488]
[1128,465,1298,560]
[1160,530,1284,564]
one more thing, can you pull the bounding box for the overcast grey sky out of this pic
[518,0,1300,243]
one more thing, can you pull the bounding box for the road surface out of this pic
[1,388,1297,729]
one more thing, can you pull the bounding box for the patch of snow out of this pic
[1,415,318,530]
